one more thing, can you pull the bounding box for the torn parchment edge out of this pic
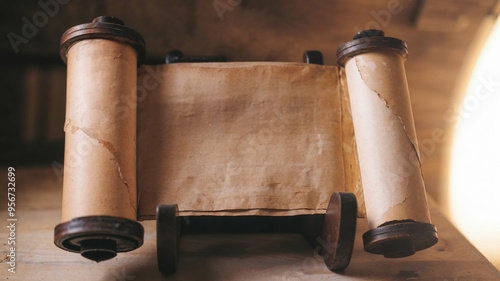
[64,120,137,214]
[138,207,328,221]
[347,55,431,228]
[354,56,424,181]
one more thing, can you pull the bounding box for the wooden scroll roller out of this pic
[54,16,146,262]
[337,30,438,258]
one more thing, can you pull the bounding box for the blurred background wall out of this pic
[1,0,499,269]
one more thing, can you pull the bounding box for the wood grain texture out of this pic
[0,167,498,280]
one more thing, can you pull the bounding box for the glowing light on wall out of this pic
[450,16,500,269]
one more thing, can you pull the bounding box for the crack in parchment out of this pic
[380,196,409,227]
[64,118,72,132]
[71,125,137,213]
[354,57,424,180]
[113,46,127,60]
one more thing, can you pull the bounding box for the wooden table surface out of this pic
[0,167,499,280]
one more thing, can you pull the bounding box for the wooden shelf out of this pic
[1,166,498,280]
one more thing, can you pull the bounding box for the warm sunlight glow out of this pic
[450,16,500,269]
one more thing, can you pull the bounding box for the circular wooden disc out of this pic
[362,221,438,258]
[336,30,407,67]
[156,204,181,274]
[54,215,144,263]
[60,16,145,65]
[320,192,357,271]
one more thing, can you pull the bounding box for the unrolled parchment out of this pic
[344,50,431,229]
[61,39,138,222]
[136,62,361,219]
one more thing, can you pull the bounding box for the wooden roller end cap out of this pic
[54,216,144,262]
[362,221,438,258]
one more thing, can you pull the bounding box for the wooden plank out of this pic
[0,167,498,280]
